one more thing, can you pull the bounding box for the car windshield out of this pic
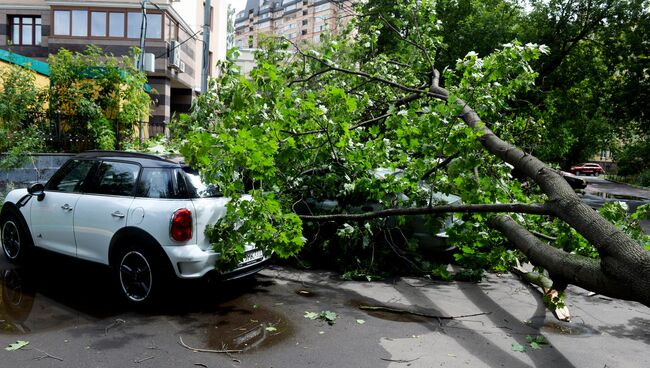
[182,168,223,198]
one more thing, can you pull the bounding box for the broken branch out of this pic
[359,305,490,320]
[178,336,242,354]
[300,202,554,221]
[33,348,64,362]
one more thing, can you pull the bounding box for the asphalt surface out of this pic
[1,177,649,368]
[0,253,649,368]
[579,175,650,233]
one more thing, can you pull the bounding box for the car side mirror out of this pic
[27,183,46,201]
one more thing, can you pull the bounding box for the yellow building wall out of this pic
[0,59,50,89]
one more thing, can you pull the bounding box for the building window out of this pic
[302,19,308,25]
[54,11,71,36]
[127,12,162,39]
[301,29,307,35]
[71,10,88,37]
[54,9,160,39]
[314,3,330,12]
[303,10,308,16]
[9,16,42,46]
[91,12,107,37]
[247,35,254,48]
[259,21,270,29]
[165,17,178,42]
[109,12,125,37]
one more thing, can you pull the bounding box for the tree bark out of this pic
[438,88,650,307]
[299,203,553,221]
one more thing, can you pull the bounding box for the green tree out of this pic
[48,45,151,150]
[183,0,650,307]
[0,63,47,168]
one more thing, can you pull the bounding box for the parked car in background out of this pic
[1,151,268,305]
[570,163,605,176]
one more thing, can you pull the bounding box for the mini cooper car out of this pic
[0,151,268,305]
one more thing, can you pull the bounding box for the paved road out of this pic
[578,175,650,233]
[0,254,648,368]
[581,175,650,200]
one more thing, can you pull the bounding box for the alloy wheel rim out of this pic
[1,221,21,259]
[119,251,152,302]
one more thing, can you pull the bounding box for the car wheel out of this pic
[114,244,170,305]
[1,213,32,264]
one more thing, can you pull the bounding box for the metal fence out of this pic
[26,111,165,152]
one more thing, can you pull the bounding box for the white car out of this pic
[0,151,268,305]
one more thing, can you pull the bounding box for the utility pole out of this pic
[201,0,211,93]
[138,0,148,146]
[138,0,148,71]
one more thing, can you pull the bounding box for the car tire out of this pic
[114,243,171,306]
[0,212,32,264]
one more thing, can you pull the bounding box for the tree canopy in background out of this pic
[182,0,650,308]
[48,45,151,150]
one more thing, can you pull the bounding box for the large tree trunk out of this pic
[447,91,650,306]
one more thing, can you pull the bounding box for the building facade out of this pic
[234,0,354,49]
[0,0,221,133]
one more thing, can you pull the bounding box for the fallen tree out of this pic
[182,0,650,307]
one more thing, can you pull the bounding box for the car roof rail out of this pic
[75,150,175,163]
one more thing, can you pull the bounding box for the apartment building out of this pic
[0,0,221,133]
[233,0,354,49]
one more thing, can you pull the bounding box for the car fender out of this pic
[108,226,171,269]
[1,200,35,247]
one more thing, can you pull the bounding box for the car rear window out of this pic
[182,168,223,198]
[136,168,189,199]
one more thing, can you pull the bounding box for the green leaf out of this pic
[304,311,319,320]
[356,319,366,324]
[530,342,541,350]
[265,326,278,332]
[322,311,338,325]
[511,343,526,353]
[5,341,29,351]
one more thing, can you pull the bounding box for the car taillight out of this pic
[170,208,192,241]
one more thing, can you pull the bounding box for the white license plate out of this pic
[240,250,263,265]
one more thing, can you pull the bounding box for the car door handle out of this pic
[61,204,73,211]
[111,211,125,219]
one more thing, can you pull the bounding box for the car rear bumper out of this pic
[161,244,268,279]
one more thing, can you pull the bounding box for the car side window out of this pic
[87,161,140,196]
[46,159,96,193]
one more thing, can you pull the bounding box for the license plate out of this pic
[240,250,263,265]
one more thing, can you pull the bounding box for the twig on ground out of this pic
[178,336,243,354]
[359,305,490,320]
[193,364,208,368]
[380,356,421,363]
[134,356,155,363]
[33,348,64,362]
